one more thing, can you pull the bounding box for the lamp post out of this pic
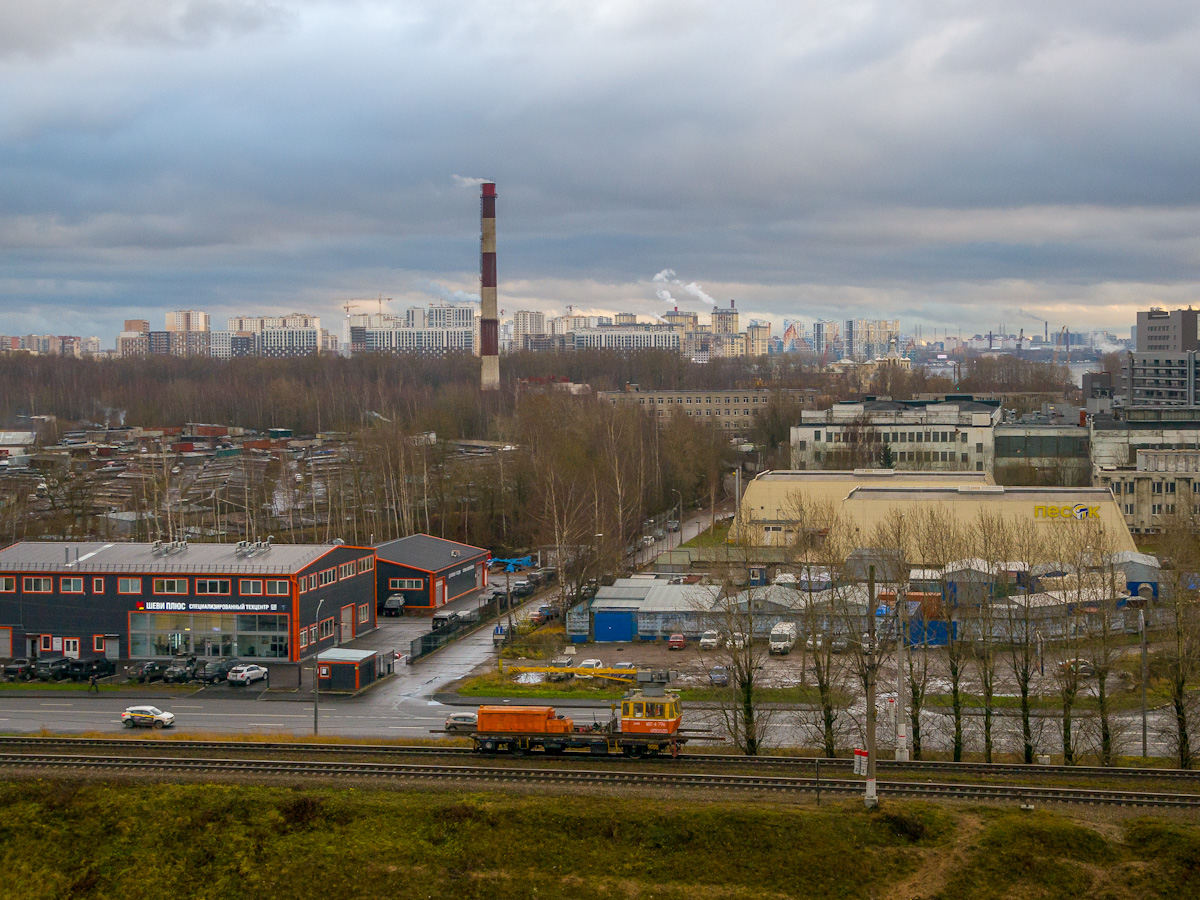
[864,564,879,808]
[671,489,683,551]
[1139,609,1148,759]
[313,597,324,736]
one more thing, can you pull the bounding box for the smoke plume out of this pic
[652,268,716,306]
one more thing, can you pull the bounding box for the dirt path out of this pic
[881,813,983,900]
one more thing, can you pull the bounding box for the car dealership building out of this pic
[0,540,377,663]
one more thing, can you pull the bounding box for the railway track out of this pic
[0,736,1195,783]
[1,751,1197,807]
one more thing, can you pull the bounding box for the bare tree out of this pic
[1157,512,1200,768]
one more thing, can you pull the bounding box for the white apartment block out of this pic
[364,326,473,354]
[844,319,900,361]
[512,310,546,348]
[571,327,681,352]
[255,327,320,358]
[227,313,320,333]
[424,304,475,330]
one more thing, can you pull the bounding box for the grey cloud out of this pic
[1,1,1199,343]
[0,0,293,58]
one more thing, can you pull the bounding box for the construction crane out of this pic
[341,296,392,318]
[1053,326,1069,366]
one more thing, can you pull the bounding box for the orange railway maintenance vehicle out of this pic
[468,671,689,758]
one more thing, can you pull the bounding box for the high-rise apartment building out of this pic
[711,300,739,335]
[512,310,546,350]
[844,319,900,361]
[166,310,210,334]
[1136,308,1199,353]
[746,320,771,357]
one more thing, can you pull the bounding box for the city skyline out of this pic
[2,2,1198,343]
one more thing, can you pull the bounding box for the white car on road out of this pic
[121,706,175,729]
[227,664,269,686]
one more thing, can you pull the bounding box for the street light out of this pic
[671,489,683,551]
[313,597,324,736]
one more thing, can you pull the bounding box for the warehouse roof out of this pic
[0,540,352,574]
[374,534,488,573]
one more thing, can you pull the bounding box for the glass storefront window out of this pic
[128,613,290,659]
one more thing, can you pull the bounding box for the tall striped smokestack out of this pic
[480,182,500,390]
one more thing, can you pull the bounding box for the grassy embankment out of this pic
[457,670,842,704]
[0,780,1195,899]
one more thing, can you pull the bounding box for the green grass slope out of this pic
[0,781,1195,900]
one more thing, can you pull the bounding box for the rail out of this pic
[0,751,1196,807]
[0,736,1196,782]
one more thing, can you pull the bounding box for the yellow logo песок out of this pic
[1034,504,1100,520]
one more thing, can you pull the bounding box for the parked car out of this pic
[35,657,72,681]
[162,658,199,684]
[511,580,534,598]
[576,658,604,679]
[1059,659,1097,678]
[640,535,655,547]
[612,661,637,675]
[3,658,35,681]
[196,658,243,684]
[729,632,748,650]
[667,633,687,650]
[68,657,116,682]
[121,706,175,729]
[545,656,574,682]
[699,630,722,651]
[444,711,478,733]
[652,528,667,541]
[829,636,849,654]
[709,665,730,687]
[666,519,681,532]
[127,660,169,683]
[227,664,269,686]
[529,604,558,626]
[805,635,823,652]
[381,594,406,617]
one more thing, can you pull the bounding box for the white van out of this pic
[769,622,798,655]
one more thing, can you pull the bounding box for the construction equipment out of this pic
[1053,326,1069,366]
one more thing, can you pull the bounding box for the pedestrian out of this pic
[88,673,99,694]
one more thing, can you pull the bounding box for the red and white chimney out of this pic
[480,182,500,390]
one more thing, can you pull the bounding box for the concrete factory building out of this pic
[730,470,1137,559]
[0,540,377,663]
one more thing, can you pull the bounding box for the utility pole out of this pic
[313,597,324,735]
[1140,609,1148,759]
[895,586,909,762]
[865,565,879,808]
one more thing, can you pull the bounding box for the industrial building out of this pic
[729,470,1137,560]
[0,540,377,663]
[598,385,816,436]
[373,534,489,613]
[790,398,1003,472]
[1098,449,1200,533]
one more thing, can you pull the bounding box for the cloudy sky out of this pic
[1,0,1198,345]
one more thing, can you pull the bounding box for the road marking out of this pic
[39,703,74,707]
